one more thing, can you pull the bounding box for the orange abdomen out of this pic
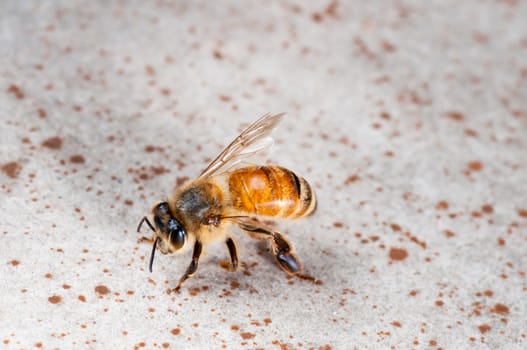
[228,165,316,218]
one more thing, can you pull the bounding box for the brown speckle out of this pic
[478,324,491,333]
[37,108,47,118]
[70,155,85,164]
[467,161,483,172]
[48,295,62,304]
[9,260,20,266]
[145,65,155,76]
[325,0,339,17]
[7,84,25,99]
[380,40,396,54]
[398,89,432,106]
[170,328,181,336]
[151,166,169,176]
[2,162,22,179]
[389,247,408,261]
[95,285,110,295]
[446,111,464,121]
[344,175,360,185]
[435,201,449,210]
[189,287,201,296]
[481,204,493,214]
[213,50,223,60]
[78,295,86,302]
[472,31,489,44]
[464,128,478,137]
[240,332,255,340]
[176,176,189,187]
[391,321,402,327]
[42,136,63,150]
[312,12,323,22]
[380,111,391,120]
[444,230,456,238]
[390,223,402,232]
[491,303,509,315]
[517,209,527,218]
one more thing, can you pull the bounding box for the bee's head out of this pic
[137,201,187,272]
[151,202,187,254]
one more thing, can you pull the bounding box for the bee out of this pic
[137,113,318,291]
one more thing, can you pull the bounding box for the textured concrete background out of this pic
[1,1,526,349]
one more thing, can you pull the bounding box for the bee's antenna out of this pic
[149,237,159,273]
[137,216,155,232]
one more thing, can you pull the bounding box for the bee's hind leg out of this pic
[238,219,320,284]
[174,241,203,292]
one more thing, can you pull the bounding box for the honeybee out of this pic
[137,113,318,291]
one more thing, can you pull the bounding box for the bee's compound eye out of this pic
[168,219,186,250]
[155,202,169,215]
[153,202,171,232]
[152,215,162,230]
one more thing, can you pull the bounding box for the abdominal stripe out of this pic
[290,171,302,199]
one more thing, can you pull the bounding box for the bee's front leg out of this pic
[137,236,154,244]
[174,240,203,292]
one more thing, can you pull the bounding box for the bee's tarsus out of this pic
[225,237,239,272]
[239,220,318,284]
[174,240,203,291]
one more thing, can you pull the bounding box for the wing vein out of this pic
[198,113,285,179]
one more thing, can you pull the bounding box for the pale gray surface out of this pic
[1,1,527,349]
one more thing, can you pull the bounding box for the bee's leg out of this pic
[225,237,238,272]
[239,221,319,283]
[137,236,154,244]
[174,240,203,292]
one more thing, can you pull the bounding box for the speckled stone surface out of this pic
[1,1,527,349]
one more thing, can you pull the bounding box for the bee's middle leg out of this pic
[225,237,238,272]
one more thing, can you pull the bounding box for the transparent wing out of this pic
[199,113,285,179]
